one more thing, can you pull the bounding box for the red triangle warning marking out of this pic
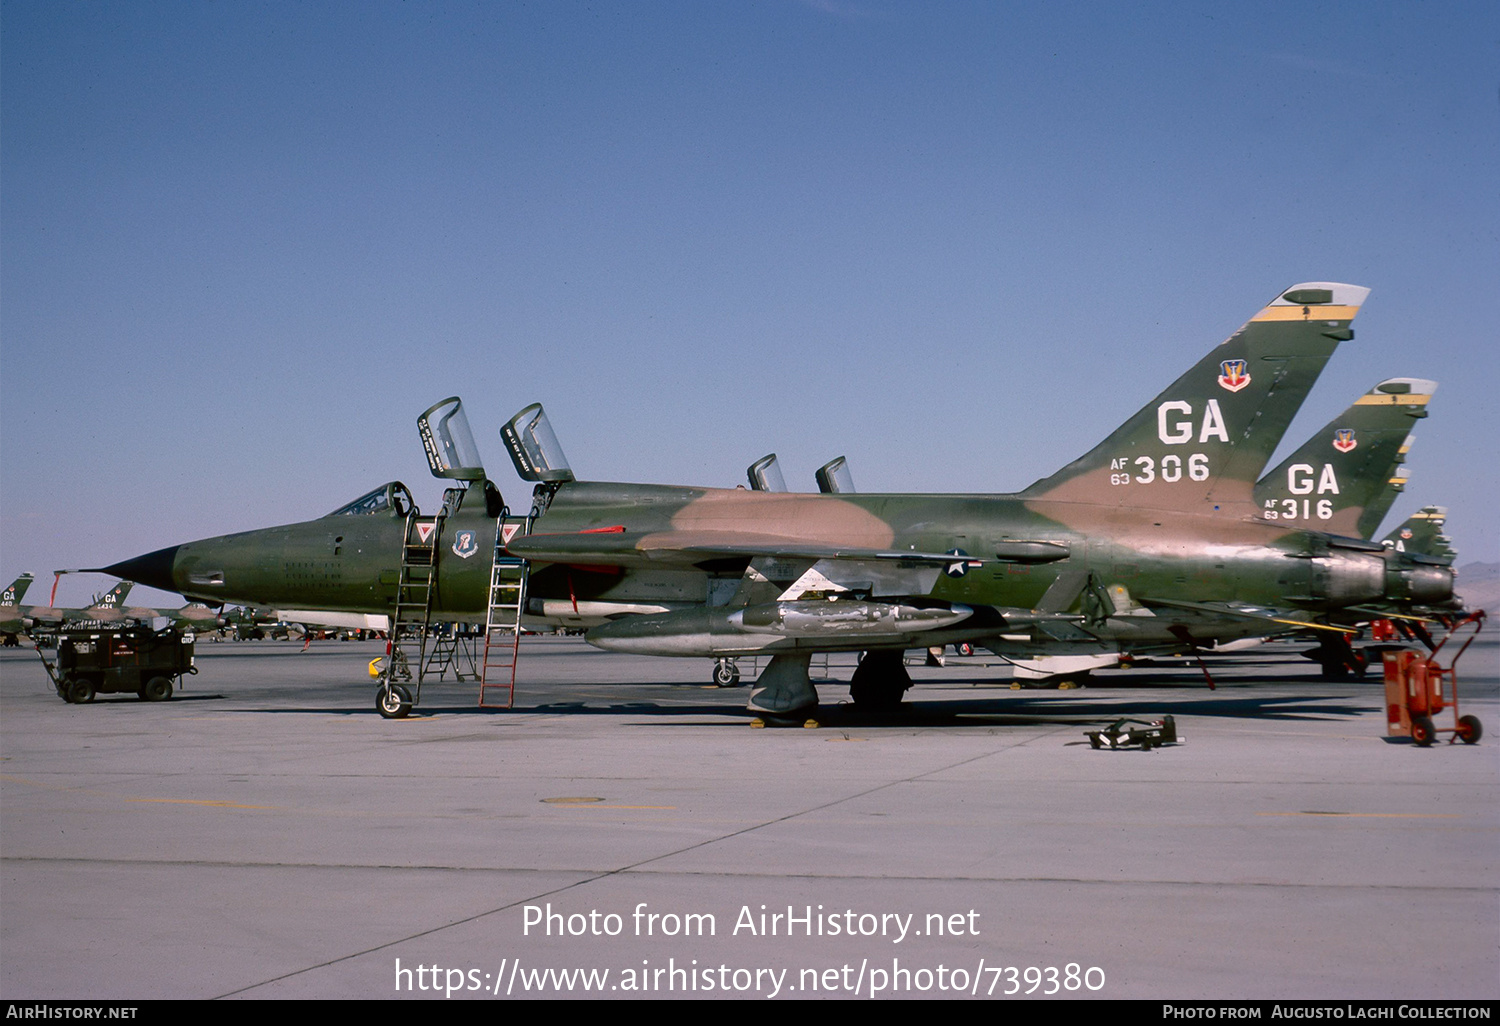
[501,523,521,545]
[416,523,435,543]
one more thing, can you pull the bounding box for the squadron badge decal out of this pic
[451,530,479,559]
[1332,428,1357,453]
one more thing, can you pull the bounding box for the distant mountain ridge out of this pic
[1454,561,1499,618]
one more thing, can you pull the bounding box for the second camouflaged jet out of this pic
[103,283,1455,718]
[1003,375,1445,681]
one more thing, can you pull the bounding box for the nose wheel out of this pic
[377,683,413,718]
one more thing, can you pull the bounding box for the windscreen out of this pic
[328,483,390,516]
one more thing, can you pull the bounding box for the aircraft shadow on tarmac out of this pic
[224,688,1374,726]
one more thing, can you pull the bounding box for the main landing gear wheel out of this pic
[1314,636,1368,681]
[376,683,413,719]
[1409,715,1436,747]
[848,651,911,713]
[712,660,741,687]
[1319,655,1369,681]
[1456,715,1483,745]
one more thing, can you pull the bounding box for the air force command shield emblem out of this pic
[1332,428,1357,453]
[1217,359,1251,393]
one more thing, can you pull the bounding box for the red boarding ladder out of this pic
[479,511,531,709]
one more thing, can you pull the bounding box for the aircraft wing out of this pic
[507,530,1069,568]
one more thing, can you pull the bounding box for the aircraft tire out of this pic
[1319,661,1350,681]
[848,650,911,712]
[955,643,975,657]
[142,676,173,702]
[848,677,905,711]
[1457,715,1482,745]
[376,684,413,719]
[713,661,741,687]
[66,678,95,705]
[1410,715,1436,747]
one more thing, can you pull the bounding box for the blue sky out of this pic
[3,0,1497,605]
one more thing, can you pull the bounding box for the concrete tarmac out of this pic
[1,633,1496,1000]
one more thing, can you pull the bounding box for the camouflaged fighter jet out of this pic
[1001,376,1445,682]
[101,282,1457,718]
[16,578,228,636]
[20,580,139,631]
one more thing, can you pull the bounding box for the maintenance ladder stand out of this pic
[383,510,446,705]
[383,508,531,710]
[479,511,531,708]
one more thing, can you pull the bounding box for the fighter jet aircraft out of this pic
[100,283,1456,717]
[20,580,140,631]
[11,576,227,639]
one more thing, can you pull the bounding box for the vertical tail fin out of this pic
[95,581,133,609]
[1021,282,1370,514]
[1383,506,1455,563]
[1364,462,1410,540]
[1,574,34,606]
[1254,378,1435,538]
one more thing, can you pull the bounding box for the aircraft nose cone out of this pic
[101,546,181,594]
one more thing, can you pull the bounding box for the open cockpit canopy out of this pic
[418,397,487,482]
[502,403,574,484]
[746,453,786,492]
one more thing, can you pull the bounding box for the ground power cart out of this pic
[1380,611,1484,747]
[39,626,196,704]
